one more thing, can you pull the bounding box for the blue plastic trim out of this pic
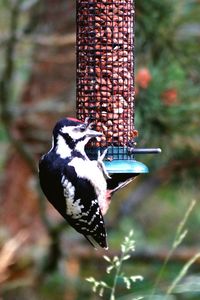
[104,160,149,174]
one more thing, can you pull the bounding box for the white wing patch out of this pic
[61,176,84,219]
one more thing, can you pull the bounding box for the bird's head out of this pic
[52,117,102,158]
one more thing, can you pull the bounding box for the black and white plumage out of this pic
[39,117,110,249]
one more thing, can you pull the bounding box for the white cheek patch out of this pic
[60,126,72,134]
[60,126,84,140]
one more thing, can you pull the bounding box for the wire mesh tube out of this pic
[76,0,136,148]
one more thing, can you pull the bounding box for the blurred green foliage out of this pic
[135,0,200,173]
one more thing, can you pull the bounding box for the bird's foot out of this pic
[84,116,94,129]
[97,149,111,179]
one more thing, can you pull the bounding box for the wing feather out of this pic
[61,169,108,249]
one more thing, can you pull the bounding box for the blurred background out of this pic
[0,0,199,299]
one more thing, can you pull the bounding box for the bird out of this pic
[39,117,110,249]
[39,117,134,249]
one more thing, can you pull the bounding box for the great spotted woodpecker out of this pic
[39,117,133,249]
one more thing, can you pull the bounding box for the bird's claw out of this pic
[84,117,94,129]
[97,149,111,179]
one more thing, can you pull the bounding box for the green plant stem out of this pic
[110,252,125,300]
[150,199,196,299]
[167,252,200,295]
[149,248,173,299]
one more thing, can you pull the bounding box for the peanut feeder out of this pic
[76,0,160,182]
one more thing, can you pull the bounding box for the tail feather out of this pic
[84,235,108,250]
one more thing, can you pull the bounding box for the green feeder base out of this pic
[86,146,149,175]
[85,146,160,191]
[104,159,149,174]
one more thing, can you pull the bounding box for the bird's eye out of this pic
[79,125,86,132]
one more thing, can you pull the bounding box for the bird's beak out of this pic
[86,128,103,138]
